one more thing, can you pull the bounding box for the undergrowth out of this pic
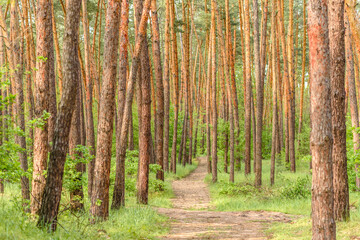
[0,155,198,239]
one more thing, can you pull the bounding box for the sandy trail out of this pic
[157,157,292,239]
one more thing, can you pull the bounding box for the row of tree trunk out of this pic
[2,0,360,237]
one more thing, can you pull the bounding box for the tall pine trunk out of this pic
[345,17,360,190]
[11,0,30,207]
[210,0,217,183]
[82,0,97,198]
[329,0,349,221]
[163,0,171,172]
[244,0,252,175]
[112,0,129,209]
[31,0,53,215]
[111,0,151,209]
[90,0,121,220]
[253,0,263,186]
[151,0,164,181]
[37,0,82,230]
[308,0,336,237]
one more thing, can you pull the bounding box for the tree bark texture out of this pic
[37,0,81,230]
[308,0,336,237]
[90,0,121,220]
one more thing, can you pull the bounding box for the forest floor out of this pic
[157,157,293,239]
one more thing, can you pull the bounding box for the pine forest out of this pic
[1,0,360,239]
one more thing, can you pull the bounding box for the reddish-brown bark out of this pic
[253,0,263,186]
[329,0,349,221]
[21,0,34,146]
[170,0,180,174]
[31,0,53,215]
[135,0,152,205]
[90,0,121,220]
[11,0,30,205]
[112,0,129,209]
[37,0,82,230]
[151,0,164,181]
[298,0,307,137]
[244,0,252,175]
[69,79,84,212]
[308,0,336,237]
[112,0,152,207]
[270,1,278,186]
[163,0,171,172]
[81,0,97,198]
[210,0,217,183]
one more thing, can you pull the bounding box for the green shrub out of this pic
[63,145,94,193]
[218,181,259,197]
[279,176,311,199]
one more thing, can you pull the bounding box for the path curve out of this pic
[157,157,292,239]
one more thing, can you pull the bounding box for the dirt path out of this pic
[157,157,292,239]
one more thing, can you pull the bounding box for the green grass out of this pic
[206,157,312,215]
[0,161,198,240]
[206,156,360,239]
[269,207,360,240]
[0,185,167,240]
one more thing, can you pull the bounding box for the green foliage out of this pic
[27,111,50,130]
[269,194,360,239]
[36,56,48,63]
[63,145,94,193]
[0,140,24,182]
[0,79,30,184]
[347,146,360,192]
[218,180,259,197]
[346,119,360,192]
[279,176,311,199]
[0,185,168,240]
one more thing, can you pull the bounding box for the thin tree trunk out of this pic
[206,31,212,174]
[214,3,234,183]
[298,0,307,137]
[151,0,164,181]
[163,0,170,172]
[135,0,152,205]
[82,0,97,199]
[47,3,57,145]
[193,116,198,158]
[244,0,252,175]
[21,0,34,148]
[128,108,135,150]
[329,0,349,221]
[112,0,129,209]
[277,0,291,166]
[69,79,84,212]
[252,0,263,186]
[178,112,187,165]
[170,0,180,174]
[225,0,239,131]
[210,0,217,183]
[11,0,30,207]
[287,0,296,173]
[51,0,63,95]
[90,0,121,220]
[345,0,360,58]
[251,92,256,173]
[346,17,360,190]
